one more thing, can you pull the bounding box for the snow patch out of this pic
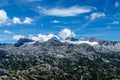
[65,40,98,46]
[25,42,36,45]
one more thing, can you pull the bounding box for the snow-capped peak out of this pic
[65,40,98,46]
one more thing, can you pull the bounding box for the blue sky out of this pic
[0,0,120,43]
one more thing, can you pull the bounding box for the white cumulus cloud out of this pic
[90,12,105,20]
[29,34,58,42]
[12,17,21,24]
[12,17,33,24]
[4,30,13,34]
[40,6,94,17]
[13,35,25,40]
[23,17,33,24]
[0,9,33,26]
[0,10,10,26]
[58,29,76,39]
[29,35,40,41]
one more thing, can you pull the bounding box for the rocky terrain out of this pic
[0,37,120,80]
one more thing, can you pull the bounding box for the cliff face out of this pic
[0,37,120,80]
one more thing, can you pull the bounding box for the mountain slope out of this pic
[0,37,120,80]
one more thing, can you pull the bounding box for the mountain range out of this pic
[0,37,120,80]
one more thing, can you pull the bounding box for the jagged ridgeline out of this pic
[0,37,120,80]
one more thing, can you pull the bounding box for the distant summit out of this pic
[65,37,79,41]
[46,37,62,46]
[47,37,60,43]
[14,38,33,47]
[85,37,118,46]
